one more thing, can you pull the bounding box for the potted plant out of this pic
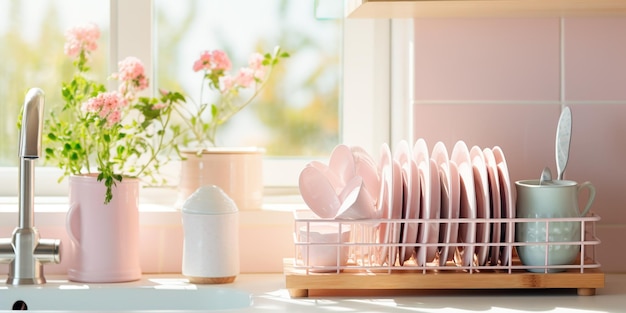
[44,23,184,283]
[172,47,289,210]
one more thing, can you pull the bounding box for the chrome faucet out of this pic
[0,88,61,285]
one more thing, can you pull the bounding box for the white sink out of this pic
[0,278,252,311]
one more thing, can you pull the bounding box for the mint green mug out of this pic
[515,179,595,272]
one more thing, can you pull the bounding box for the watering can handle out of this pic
[66,204,81,247]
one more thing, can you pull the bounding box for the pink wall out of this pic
[413,17,626,273]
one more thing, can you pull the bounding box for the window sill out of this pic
[0,188,305,274]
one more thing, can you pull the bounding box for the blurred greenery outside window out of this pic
[0,0,340,168]
[0,0,109,166]
[155,0,341,156]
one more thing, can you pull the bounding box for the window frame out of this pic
[0,0,413,199]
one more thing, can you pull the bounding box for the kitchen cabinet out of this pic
[346,0,626,18]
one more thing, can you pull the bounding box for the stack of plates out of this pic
[375,139,514,267]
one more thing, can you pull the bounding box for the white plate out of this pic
[394,140,419,264]
[470,146,490,266]
[450,140,476,267]
[413,139,439,266]
[493,146,514,266]
[483,147,502,265]
[432,142,458,266]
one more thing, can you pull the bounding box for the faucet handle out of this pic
[35,239,62,264]
[19,88,45,159]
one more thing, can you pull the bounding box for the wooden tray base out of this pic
[186,275,236,284]
[284,259,604,297]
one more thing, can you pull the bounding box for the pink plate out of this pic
[493,146,514,266]
[470,146,490,266]
[394,140,419,264]
[413,139,439,266]
[376,143,392,265]
[450,140,476,268]
[432,141,459,266]
[483,147,502,265]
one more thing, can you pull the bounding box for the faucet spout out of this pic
[19,88,44,230]
[19,88,44,159]
[0,88,61,285]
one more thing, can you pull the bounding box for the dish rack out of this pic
[284,210,604,297]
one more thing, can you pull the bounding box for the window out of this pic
[0,0,405,197]
[0,0,109,166]
[0,0,109,196]
[155,0,341,156]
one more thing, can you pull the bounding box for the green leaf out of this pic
[172,92,185,102]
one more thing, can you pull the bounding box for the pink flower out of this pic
[235,68,255,88]
[82,91,125,127]
[211,50,231,71]
[248,53,264,70]
[64,23,100,57]
[219,75,235,93]
[248,53,267,80]
[152,103,168,110]
[114,57,149,97]
[193,51,212,72]
[106,110,122,126]
[116,57,148,87]
[192,50,232,73]
[116,57,144,81]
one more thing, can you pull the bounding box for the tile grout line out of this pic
[560,17,566,109]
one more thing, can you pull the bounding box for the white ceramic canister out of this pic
[182,185,240,284]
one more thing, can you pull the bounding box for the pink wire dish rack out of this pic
[285,210,604,297]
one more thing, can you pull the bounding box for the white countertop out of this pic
[0,273,623,312]
[233,273,625,313]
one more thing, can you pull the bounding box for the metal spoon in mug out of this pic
[539,166,552,185]
[555,106,572,180]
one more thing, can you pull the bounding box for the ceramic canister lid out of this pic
[182,185,239,215]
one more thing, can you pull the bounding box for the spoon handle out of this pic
[556,106,572,180]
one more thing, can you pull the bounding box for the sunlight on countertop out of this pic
[1,273,622,312]
[243,273,624,313]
